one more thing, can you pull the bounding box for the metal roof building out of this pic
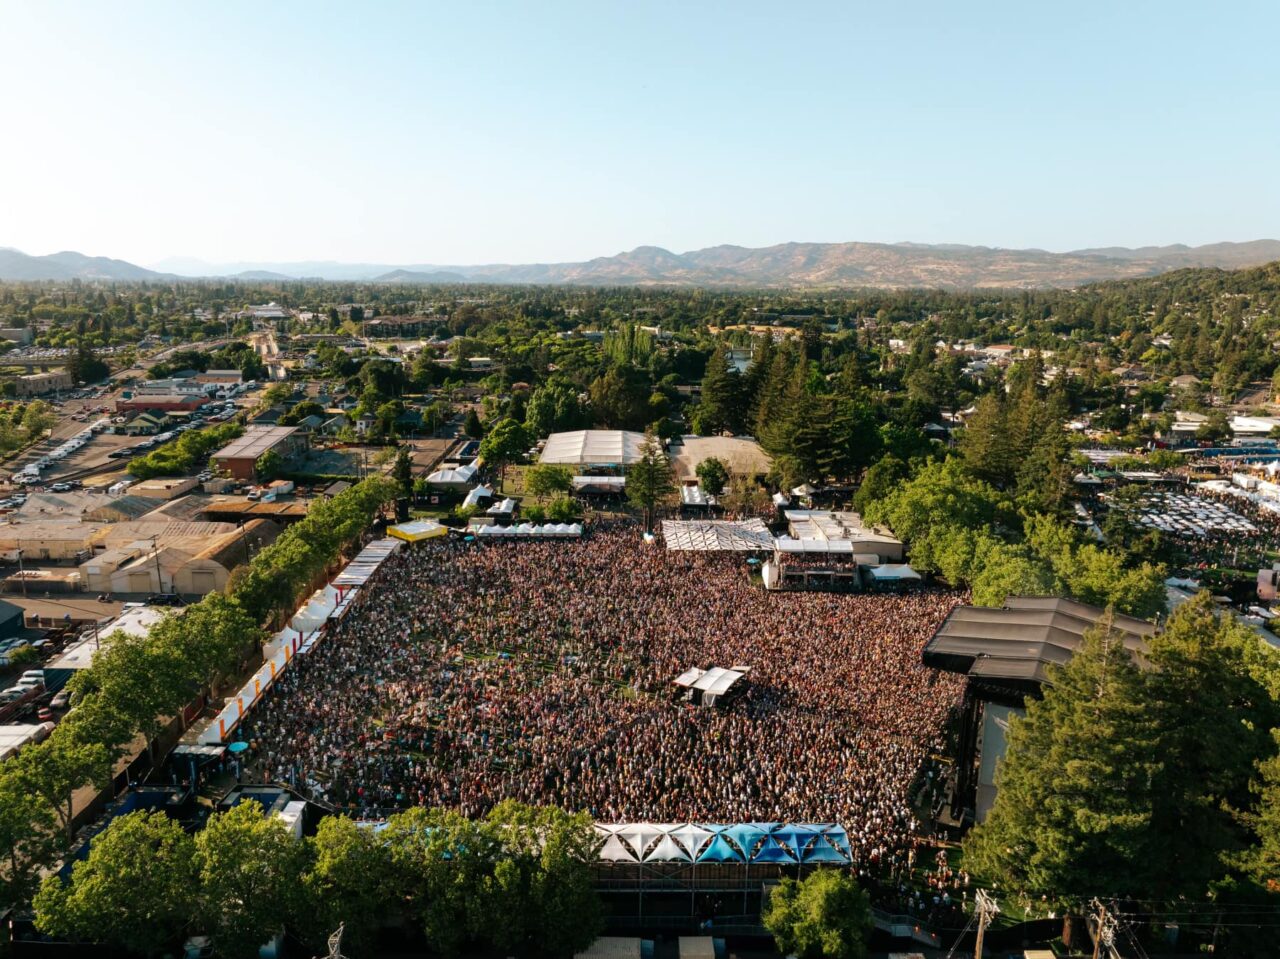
[210,425,305,481]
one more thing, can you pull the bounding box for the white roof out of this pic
[572,475,626,489]
[541,430,647,466]
[487,497,517,515]
[661,519,773,551]
[462,484,493,508]
[680,485,713,506]
[866,563,921,581]
[426,463,478,485]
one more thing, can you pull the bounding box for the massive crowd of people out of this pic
[244,525,965,861]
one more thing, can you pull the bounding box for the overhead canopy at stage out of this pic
[661,519,773,551]
[923,596,1156,686]
[593,822,852,864]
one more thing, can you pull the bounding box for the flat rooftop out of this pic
[212,426,299,461]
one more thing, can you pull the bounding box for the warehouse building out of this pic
[211,425,306,481]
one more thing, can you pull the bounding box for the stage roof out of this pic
[923,596,1156,686]
[661,518,773,551]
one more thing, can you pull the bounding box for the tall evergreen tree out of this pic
[626,428,674,532]
[965,624,1160,900]
[695,343,745,435]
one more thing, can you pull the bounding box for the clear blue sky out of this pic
[3,0,1278,266]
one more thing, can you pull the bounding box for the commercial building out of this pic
[0,328,34,346]
[0,522,105,562]
[15,371,73,396]
[79,519,280,596]
[115,394,205,413]
[211,425,306,481]
[128,477,200,500]
[195,369,244,386]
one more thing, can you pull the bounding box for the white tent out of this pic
[617,824,665,860]
[541,430,646,466]
[645,834,691,862]
[462,484,494,508]
[426,462,478,485]
[487,497,516,515]
[866,563,922,582]
[670,824,714,858]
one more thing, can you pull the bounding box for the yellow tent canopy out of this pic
[388,519,448,543]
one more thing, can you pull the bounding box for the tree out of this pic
[278,399,324,426]
[478,418,530,485]
[255,449,284,483]
[0,765,60,910]
[545,496,580,522]
[525,463,573,499]
[957,393,1013,486]
[626,428,673,532]
[196,801,305,959]
[588,366,649,430]
[382,807,501,957]
[21,400,56,438]
[763,869,873,959]
[260,382,293,407]
[694,345,745,435]
[695,456,729,497]
[394,446,413,497]
[1143,593,1280,897]
[483,802,602,959]
[964,624,1160,900]
[15,735,112,844]
[524,379,587,438]
[463,408,484,438]
[66,340,109,384]
[297,815,389,957]
[852,454,907,515]
[33,810,197,958]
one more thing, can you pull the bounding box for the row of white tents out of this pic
[199,538,404,744]
[475,522,583,538]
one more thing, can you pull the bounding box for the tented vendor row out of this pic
[197,538,403,744]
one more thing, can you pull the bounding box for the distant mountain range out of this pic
[3,240,1280,289]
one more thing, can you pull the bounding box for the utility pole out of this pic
[16,547,26,598]
[151,535,165,595]
[1090,898,1118,959]
[973,889,999,958]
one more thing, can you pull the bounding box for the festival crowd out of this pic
[245,525,965,862]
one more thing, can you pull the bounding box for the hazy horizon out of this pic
[3,1,1278,266]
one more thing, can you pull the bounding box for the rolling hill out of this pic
[5,240,1280,288]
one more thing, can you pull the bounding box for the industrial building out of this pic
[211,425,306,481]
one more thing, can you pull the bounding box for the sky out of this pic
[2,0,1278,267]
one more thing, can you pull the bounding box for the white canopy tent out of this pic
[426,462,478,485]
[866,563,922,583]
[462,484,494,508]
[541,429,646,466]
